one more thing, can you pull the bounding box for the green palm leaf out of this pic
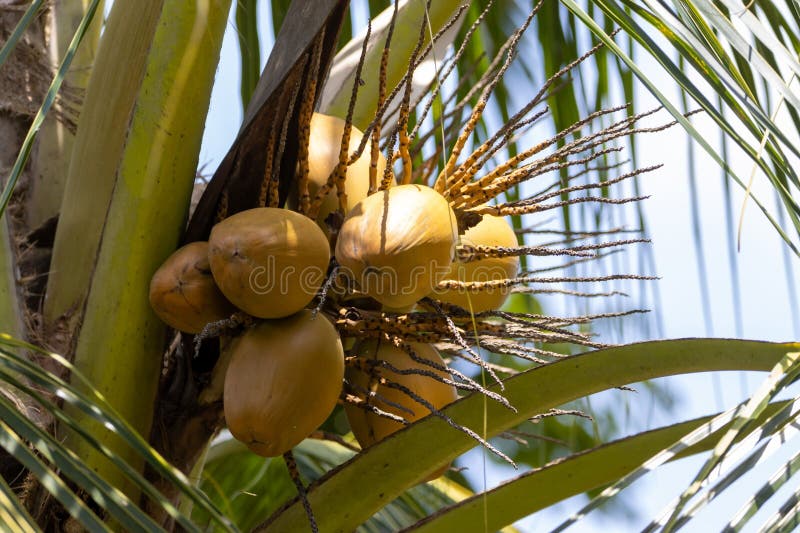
[0,415,109,532]
[758,483,800,532]
[0,392,159,532]
[0,0,46,68]
[649,402,800,530]
[406,400,791,531]
[661,350,800,530]
[0,336,237,532]
[0,461,38,532]
[260,339,797,531]
[726,447,800,531]
[235,0,261,110]
[552,349,800,531]
[561,0,800,254]
[196,435,467,531]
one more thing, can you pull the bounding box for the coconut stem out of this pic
[284,451,318,533]
[295,30,325,215]
[368,1,397,195]
[395,1,429,184]
[434,3,539,193]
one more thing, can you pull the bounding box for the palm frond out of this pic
[260,339,796,531]
[729,449,800,531]
[0,336,237,532]
[661,350,800,529]
[561,0,800,255]
[195,435,463,531]
[0,0,46,68]
[235,0,261,110]
[0,414,110,532]
[553,349,800,531]
[649,401,800,530]
[407,400,792,531]
[0,472,38,533]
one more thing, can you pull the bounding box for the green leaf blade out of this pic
[260,339,797,532]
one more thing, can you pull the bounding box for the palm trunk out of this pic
[27,0,103,229]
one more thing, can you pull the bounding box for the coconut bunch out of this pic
[329,4,682,454]
[312,4,669,453]
[149,2,674,487]
[149,114,383,459]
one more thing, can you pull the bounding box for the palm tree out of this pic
[0,0,797,531]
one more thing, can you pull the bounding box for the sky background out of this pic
[196,1,800,531]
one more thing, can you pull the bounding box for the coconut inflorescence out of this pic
[144,5,666,525]
[436,213,519,312]
[149,77,637,492]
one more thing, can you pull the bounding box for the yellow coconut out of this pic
[208,208,330,319]
[149,241,235,333]
[344,340,457,479]
[224,310,344,457]
[435,214,519,312]
[335,184,457,309]
[290,113,389,234]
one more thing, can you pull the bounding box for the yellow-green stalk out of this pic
[53,0,231,500]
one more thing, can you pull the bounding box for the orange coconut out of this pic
[208,208,329,319]
[335,184,457,308]
[224,310,344,457]
[344,340,458,478]
[436,214,519,312]
[149,241,235,333]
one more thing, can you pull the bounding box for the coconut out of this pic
[290,113,390,234]
[436,214,519,312]
[208,208,330,319]
[224,310,344,457]
[335,184,457,308]
[149,241,235,333]
[344,340,457,479]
